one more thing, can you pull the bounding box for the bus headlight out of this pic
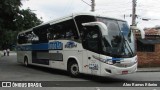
[99,59,113,65]
[106,60,113,65]
[93,55,114,65]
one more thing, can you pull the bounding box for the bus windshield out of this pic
[97,17,136,58]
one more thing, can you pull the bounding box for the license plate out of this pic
[122,71,128,74]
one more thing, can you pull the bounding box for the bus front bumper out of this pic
[101,63,137,76]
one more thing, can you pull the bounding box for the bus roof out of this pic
[47,12,126,25]
[18,12,126,34]
[18,29,32,35]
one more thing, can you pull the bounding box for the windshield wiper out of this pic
[119,24,134,56]
[124,38,134,56]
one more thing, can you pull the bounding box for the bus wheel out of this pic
[24,57,28,67]
[68,62,79,77]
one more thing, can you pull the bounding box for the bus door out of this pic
[82,26,101,75]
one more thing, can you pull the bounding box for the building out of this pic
[136,27,160,67]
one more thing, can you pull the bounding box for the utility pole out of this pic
[132,0,137,26]
[91,0,95,12]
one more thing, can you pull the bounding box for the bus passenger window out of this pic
[47,19,79,40]
[54,32,61,39]
[18,34,28,44]
[47,27,54,40]
[66,29,73,38]
[32,32,39,42]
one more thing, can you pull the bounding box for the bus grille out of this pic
[114,62,135,67]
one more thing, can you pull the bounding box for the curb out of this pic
[0,51,17,57]
[137,68,160,72]
[137,70,160,72]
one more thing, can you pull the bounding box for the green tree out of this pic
[0,0,21,49]
[15,8,43,31]
[0,0,43,49]
[0,0,21,30]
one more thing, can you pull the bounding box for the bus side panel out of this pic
[63,50,83,72]
[63,40,83,72]
[17,51,32,64]
[49,49,83,71]
[49,50,64,70]
[32,50,49,65]
[82,50,88,74]
[17,51,24,63]
[27,51,32,64]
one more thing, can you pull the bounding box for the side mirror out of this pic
[82,22,108,36]
[130,26,145,39]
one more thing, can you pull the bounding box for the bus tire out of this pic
[68,61,79,77]
[24,56,28,67]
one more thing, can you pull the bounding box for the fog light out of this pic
[105,69,111,73]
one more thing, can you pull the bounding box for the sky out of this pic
[21,0,160,29]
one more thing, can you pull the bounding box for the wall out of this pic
[137,44,160,67]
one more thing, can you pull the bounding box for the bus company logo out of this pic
[89,64,98,70]
[49,41,63,50]
[2,82,11,87]
[65,41,77,48]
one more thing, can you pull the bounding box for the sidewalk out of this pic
[137,67,160,72]
[0,51,17,57]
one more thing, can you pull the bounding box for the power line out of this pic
[81,0,91,6]
[63,0,74,15]
[99,1,131,7]
[81,0,95,12]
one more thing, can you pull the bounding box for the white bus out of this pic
[17,13,144,77]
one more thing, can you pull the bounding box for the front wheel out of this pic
[68,62,79,77]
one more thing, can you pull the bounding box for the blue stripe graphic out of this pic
[17,41,63,51]
[107,58,123,61]
[32,43,48,50]
[17,43,48,51]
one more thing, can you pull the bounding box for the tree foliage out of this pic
[0,0,43,49]
[15,8,43,31]
[0,0,21,30]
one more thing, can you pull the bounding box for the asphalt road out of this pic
[0,53,160,90]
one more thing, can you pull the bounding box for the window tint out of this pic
[33,24,49,43]
[75,15,96,38]
[18,19,79,44]
[48,19,79,40]
[83,26,100,53]
[18,34,27,44]
[97,17,135,58]
[18,31,37,44]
